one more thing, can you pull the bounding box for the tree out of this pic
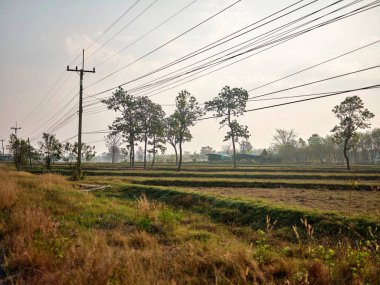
[221,144,232,154]
[62,142,96,178]
[272,129,298,163]
[272,129,297,148]
[137,97,166,169]
[172,90,203,171]
[200,146,215,155]
[164,115,191,166]
[331,96,374,170]
[308,134,325,163]
[7,134,30,170]
[38,133,62,170]
[239,140,253,154]
[105,134,122,163]
[102,87,141,168]
[147,112,166,168]
[205,86,250,168]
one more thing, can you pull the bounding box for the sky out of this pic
[0,0,379,155]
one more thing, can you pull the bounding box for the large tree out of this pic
[172,90,203,171]
[205,86,250,168]
[102,87,140,168]
[38,133,62,170]
[331,96,374,170]
[137,96,165,169]
[7,134,30,170]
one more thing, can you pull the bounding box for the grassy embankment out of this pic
[1,164,379,284]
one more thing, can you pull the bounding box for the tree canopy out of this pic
[331,96,374,170]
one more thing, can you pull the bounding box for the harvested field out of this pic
[176,187,380,220]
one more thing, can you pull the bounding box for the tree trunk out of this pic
[231,137,236,168]
[178,135,183,171]
[151,139,156,168]
[143,134,147,170]
[111,146,115,164]
[344,138,350,170]
[227,112,237,168]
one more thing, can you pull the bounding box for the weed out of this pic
[254,229,270,264]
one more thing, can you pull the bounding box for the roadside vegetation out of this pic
[1,165,379,284]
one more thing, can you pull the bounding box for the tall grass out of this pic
[0,166,379,284]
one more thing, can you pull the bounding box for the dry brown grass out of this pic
[179,186,380,220]
[0,168,20,209]
[1,167,379,284]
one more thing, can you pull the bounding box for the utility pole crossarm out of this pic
[11,122,21,137]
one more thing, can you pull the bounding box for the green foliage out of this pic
[62,142,96,180]
[102,87,140,168]
[331,96,375,170]
[172,90,203,171]
[38,133,62,170]
[205,86,250,168]
[7,134,31,170]
[254,229,271,264]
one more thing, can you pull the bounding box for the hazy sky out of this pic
[1,0,379,154]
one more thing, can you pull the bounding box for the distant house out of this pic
[206,153,231,162]
[233,153,260,161]
[0,154,12,161]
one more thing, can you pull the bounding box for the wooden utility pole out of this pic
[0,139,4,155]
[11,122,21,137]
[67,49,95,178]
[28,137,32,169]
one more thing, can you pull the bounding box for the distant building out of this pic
[0,154,12,161]
[205,153,231,162]
[233,153,260,161]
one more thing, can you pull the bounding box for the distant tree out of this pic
[7,134,30,170]
[331,96,374,170]
[272,129,297,148]
[205,86,250,168]
[200,146,215,155]
[172,90,203,171]
[105,134,122,163]
[102,87,141,168]
[272,129,298,163]
[308,134,326,163]
[221,144,232,154]
[38,133,62,170]
[136,146,144,162]
[297,138,308,162]
[239,140,253,154]
[192,151,200,162]
[370,128,380,163]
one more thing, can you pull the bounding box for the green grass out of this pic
[1,167,380,284]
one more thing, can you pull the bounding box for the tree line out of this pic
[5,86,376,172]
[102,86,375,170]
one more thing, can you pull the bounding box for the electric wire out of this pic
[85,0,242,89]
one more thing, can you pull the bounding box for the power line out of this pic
[85,0,157,62]
[87,0,375,98]
[198,84,380,121]
[134,0,377,97]
[95,0,200,68]
[248,64,380,100]
[85,0,141,52]
[133,0,380,98]
[85,0,242,89]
